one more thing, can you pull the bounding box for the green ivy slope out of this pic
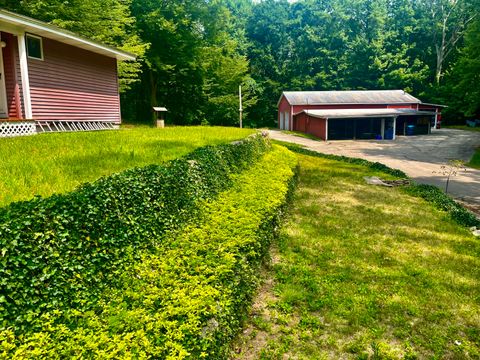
[0,135,269,334]
[1,141,298,359]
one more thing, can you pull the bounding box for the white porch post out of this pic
[381,118,385,140]
[325,118,328,141]
[392,117,397,140]
[17,33,32,119]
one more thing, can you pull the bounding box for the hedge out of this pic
[0,145,298,359]
[281,142,480,229]
[0,133,271,333]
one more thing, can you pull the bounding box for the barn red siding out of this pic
[2,32,23,118]
[278,95,292,130]
[293,112,327,140]
[27,38,120,122]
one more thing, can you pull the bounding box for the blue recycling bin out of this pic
[406,124,415,136]
[384,128,394,140]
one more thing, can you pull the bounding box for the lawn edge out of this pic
[275,140,480,229]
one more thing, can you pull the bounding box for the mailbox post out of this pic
[153,107,168,128]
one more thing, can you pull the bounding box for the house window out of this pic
[26,34,43,60]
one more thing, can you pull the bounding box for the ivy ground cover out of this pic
[0,126,254,206]
[234,153,480,359]
[1,140,298,358]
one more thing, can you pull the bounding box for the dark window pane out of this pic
[26,36,42,59]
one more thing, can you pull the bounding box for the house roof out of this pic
[0,9,135,61]
[300,108,436,119]
[281,90,421,106]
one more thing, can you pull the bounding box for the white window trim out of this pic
[26,33,44,61]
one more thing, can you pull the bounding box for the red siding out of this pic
[293,112,327,140]
[278,95,293,130]
[2,32,23,118]
[27,38,120,122]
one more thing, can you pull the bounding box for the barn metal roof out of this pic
[300,108,435,119]
[282,90,421,105]
[0,9,135,61]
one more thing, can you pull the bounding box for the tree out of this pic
[130,0,253,125]
[448,18,480,117]
[2,0,147,93]
[417,0,476,85]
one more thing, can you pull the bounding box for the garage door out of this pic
[328,118,383,140]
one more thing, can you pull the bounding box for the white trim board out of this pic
[0,9,135,61]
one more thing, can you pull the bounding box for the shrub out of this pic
[0,134,271,332]
[0,145,298,359]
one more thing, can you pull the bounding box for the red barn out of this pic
[278,90,445,140]
[0,9,135,137]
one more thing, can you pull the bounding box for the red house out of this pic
[278,90,445,140]
[0,9,135,137]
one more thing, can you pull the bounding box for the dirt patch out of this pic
[230,247,283,359]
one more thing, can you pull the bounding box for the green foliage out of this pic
[0,134,270,332]
[446,17,480,118]
[3,0,147,92]
[127,0,255,125]
[2,0,477,124]
[0,145,298,359]
[403,184,480,228]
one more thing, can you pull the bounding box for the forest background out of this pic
[2,0,479,127]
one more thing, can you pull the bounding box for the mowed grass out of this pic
[468,148,480,169]
[0,126,255,206]
[444,125,480,132]
[234,153,480,359]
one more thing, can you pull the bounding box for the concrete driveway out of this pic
[269,129,480,207]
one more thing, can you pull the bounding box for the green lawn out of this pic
[0,126,254,206]
[468,148,480,169]
[444,125,480,132]
[234,153,479,359]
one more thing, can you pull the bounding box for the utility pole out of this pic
[239,85,243,128]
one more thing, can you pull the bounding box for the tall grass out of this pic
[0,127,254,206]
